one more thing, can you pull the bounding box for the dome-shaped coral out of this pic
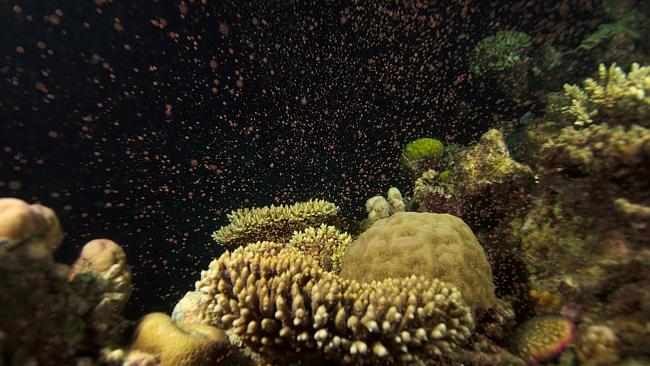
[340,212,497,311]
[469,31,532,77]
[508,315,574,364]
[130,312,230,366]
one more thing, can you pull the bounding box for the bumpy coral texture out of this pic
[288,224,353,274]
[469,31,532,77]
[540,123,650,178]
[562,63,650,127]
[400,138,445,178]
[213,199,339,248]
[0,198,130,366]
[507,315,574,364]
[340,212,496,311]
[130,312,230,366]
[195,241,474,366]
[414,129,533,230]
[71,239,133,314]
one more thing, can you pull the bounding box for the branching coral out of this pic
[212,199,339,248]
[195,241,474,365]
[287,224,353,274]
[540,122,650,177]
[562,63,650,126]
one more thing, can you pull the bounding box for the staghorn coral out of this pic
[213,199,339,249]
[562,63,650,127]
[287,224,353,274]
[130,312,230,366]
[507,315,575,364]
[195,241,474,366]
[340,212,496,311]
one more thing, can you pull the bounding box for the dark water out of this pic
[0,0,614,318]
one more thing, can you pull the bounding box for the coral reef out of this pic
[507,315,575,364]
[287,224,353,274]
[400,137,445,177]
[213,199,339,249]
[195,241,474,365]
[130,312,231,366]
[340,212,497,311]
[414,129,534,231]
[507,62,650,363]
[0,198,131,365]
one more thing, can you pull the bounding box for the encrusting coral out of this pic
[195,241,474,365]
[340,212,497,311]
[130,312,231,366]
[413,129,533,231]
[213,199,339,249]
[400,137,445,177]
[287,224,353,274]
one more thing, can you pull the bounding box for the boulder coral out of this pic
[340,212,497,311]
[195,241,474,365]
[0,198,131,366]
[213,199,339,249]
[130,312,231,366]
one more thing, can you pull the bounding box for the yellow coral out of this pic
[195,241,474,365]
[562,63,650,126]
[130,312,230,366]
[340,212,497,310]
[212,199,339,248]
[287,224,353,274]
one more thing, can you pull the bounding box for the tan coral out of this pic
[0,197,63,259]
[386,187,406,213]
[195,241,474,365]
[287,224,353,274]
[130,312,230,366]
[212,199,339,248]
[340,212,496,311]
[71,239,133,313]
[576,324,620,365]
[562,63,650,127]
[540,123,650,177]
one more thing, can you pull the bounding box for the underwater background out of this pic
[1,0,649,365]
